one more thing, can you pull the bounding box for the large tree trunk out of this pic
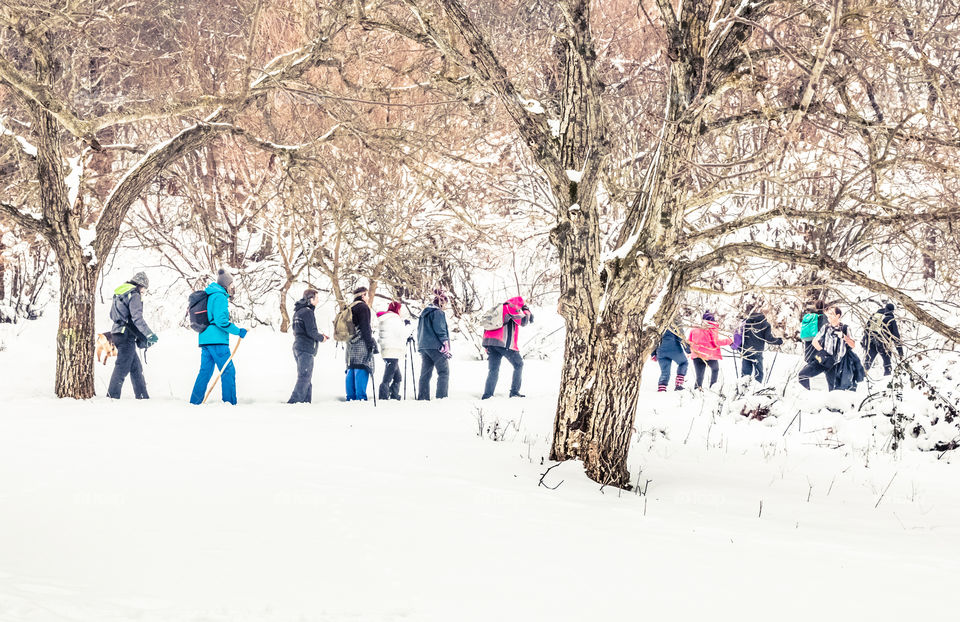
[54,251,97,398]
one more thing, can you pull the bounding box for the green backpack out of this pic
[800,313,820,341]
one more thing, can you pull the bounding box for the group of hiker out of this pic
[105,270,535,404]
[654,300,904,393]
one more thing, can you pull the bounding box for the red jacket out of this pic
[687,321,731,360]
[482,296,533,351]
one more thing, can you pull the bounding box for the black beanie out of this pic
[885,303,895,312]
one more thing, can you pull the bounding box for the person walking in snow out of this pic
[288,289,328,404]
[107,271,158,399]
[800,300,827,363]
[377,300,409,401]
[798,305,856,391]
[688,311,732,390]
[481,296,534,399]
[416,289,451,400]
[189,269,247,405]
[862,302,903,376]
[653,327,689,391]
[345,287,377,401]
[738,305,783,382]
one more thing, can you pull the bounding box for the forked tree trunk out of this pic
[54,250,97,398]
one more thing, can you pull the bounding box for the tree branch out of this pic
[686,207,960,245]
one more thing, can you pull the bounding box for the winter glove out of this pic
[440,340,452,359]
[147,334,159,347]
[651,355,658,362]
[372,341,380,354]
[238,328,248,339]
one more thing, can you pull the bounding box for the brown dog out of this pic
[96,332,118,365]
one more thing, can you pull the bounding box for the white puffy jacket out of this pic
[377,311,410,360]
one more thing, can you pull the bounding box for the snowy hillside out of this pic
[1,320,958,621]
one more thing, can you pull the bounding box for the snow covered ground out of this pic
[1,320,958,621]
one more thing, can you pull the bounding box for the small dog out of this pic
[96,332,118,365]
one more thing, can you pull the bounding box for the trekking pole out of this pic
[202,337,243,404]
[408,338,418,400]
[403,349,408,401]
[764,350,780,386]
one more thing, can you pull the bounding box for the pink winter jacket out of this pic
[482,296,533,351]
[687,321,732,360]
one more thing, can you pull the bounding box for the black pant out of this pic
[741,351,764,382]
[288,349,315,403]
[799,360,836,390]
[693,358,719,388]
[418,350,449,400]
[379,358,402,400]
[482,346,524,398]
[107,332,148,399]
[864,343,892,375]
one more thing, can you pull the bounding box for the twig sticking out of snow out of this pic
[874,472,898,509]
[538,463,563,490]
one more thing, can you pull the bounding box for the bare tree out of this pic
[0,0,349,396]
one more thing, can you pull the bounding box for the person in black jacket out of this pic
[346,286,377,401]
[107,271,158,399]
[288,289,328,403]
[862,302,903,376]
[739,307,783,382]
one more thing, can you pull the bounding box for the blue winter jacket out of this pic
[656,329,688,360]
[417,305,449,352]
[198,282,242,346]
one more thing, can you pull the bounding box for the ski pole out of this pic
[202,336,243,404]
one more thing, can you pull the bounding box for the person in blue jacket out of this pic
[189,269,247,405]
[654,327,688,391]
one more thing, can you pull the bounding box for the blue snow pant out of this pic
[346,368,370,401]
[107,332,149,399]
[657,354,688,388]
[190,345,237,405]
[482,346,524,398]
[741,351,765,382]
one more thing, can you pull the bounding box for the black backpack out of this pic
[187,291,211,333]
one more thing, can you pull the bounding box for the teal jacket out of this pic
[198,282,242,346]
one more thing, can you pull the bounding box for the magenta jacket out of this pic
[687,321,732,360]
[482,296,533,351]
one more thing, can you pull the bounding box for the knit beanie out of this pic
[129,271,149,288]
[702,311,715,322]
[387,301,402,315]
[217,268,234,289]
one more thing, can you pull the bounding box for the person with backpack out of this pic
[481,296,534,399]
[189,269,247,405]
[653,327,689,391]
[288,289,328,404]
[377,300,409,401]
[687,311,731,389]
[107,271,158,399]
[798,305,856,390]
[737,306,783,382]
[417,289,451,400]
[862,303,903,376]
[345,287,377,401]
[800,300,827,363]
